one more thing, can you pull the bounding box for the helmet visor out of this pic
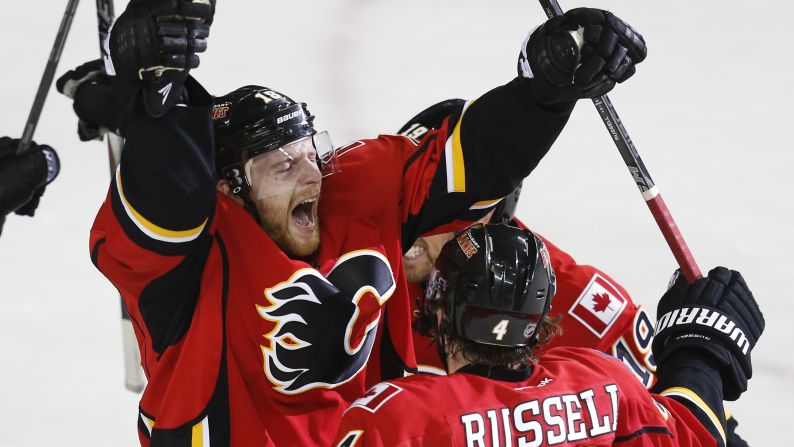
[244,133,338,200]
[313,130,339,178]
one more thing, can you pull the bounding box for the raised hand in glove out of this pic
[0,137,60,235]
[653,267,765,401]
[56,59,126,141]
[519,7,647,105]
[106,0,214,117]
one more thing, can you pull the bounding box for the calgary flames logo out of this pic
[257,251,396,394]
[211,104,230,120]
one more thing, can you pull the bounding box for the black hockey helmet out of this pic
[211,85,334,196]
[397,98,466,140]
[424,223,556,348]
[490,182,523,224]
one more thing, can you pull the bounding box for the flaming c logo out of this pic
[257,251,396,394]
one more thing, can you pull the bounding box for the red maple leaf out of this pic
[591,293,613,313]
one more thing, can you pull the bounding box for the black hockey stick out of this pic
[95,0,146,393]
[538,0,702,283]
[16,0,81,155]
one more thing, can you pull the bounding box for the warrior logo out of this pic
[258,250,396,394]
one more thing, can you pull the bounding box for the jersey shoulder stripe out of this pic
[115,165,207,243]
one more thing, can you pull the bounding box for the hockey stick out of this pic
[16,0,81,155]
[95,0,146,393]
[537,0,702,282]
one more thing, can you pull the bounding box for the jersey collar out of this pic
[457,363,533,382]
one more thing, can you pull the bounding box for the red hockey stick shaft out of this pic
[537,0,702,282]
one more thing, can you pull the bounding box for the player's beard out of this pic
[255,191,321,258]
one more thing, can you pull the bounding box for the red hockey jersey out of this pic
[411,218,657,387]
[91,78,573,445]
[95,135,448,446]
[334,347,715,447]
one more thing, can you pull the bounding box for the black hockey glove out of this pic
[0,137,60,233]
[107,0,214,117]
[56,59,124,141]
[518,8,647,106]
[653,267,765,401]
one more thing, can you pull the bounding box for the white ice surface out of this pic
[0,1,791,445]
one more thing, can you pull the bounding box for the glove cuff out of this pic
[517,25,542,80]
[40,147,60,184]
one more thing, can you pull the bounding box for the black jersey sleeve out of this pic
[400,77,574,249]
[110,76,216,255]
[89,77,219,356]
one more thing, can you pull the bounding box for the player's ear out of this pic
[216,180,244,206]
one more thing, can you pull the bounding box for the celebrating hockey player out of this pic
[400,98,752,446]
[0,136,59,236]
[59,1,647,445]
[399,99,656,384]
[335,224,765,446]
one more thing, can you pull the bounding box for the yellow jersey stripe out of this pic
[660,386,726,444]
[450,113,466,192]
[444,99,476,193]
[191,416,210,446]
[469,198,503,210]
[116,166,207,243]
[191,420,203,447]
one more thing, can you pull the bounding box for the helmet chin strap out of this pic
[241,194,263,225]
[223,164,264,225]
[434,316,451,373]
[222,158,263,225]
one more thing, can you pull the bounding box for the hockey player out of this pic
[401,99,751,446]
[334,224,765,447]
[0,137,59,236]
[400,100,655,384]
[59,1,647,445]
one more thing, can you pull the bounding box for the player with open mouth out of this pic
[57,1,649,444]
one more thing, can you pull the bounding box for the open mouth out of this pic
[291,197,317,232]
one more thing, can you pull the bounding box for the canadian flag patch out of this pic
[568,274,628,338]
